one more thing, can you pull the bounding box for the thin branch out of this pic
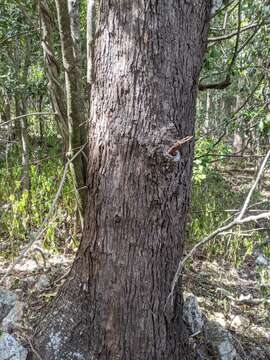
[0,112,56,128]
[198,75,265,150]
[0,144,87,286]
[210,0,237,19]
[208,23,259,42]
[237,149,270,219]
[199,0,242,91]
[0,28,38,45]
[166,148,270,310]
[227,0,242,76]
[236,22,262,55]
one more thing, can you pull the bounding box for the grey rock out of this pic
[183,295,204,334]
[34,274,50,291]
[14,259,39,272]
[205,321,237,360]
[0,332,28,360]
[0,288,17,322]
[2,301,24,332]
[230,315,249,331]
[255,254,268,266]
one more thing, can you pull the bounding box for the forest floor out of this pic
[184,257,270,359]
[0,249,269,359]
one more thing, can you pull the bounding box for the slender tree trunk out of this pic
[34,1,211,359]
[68,0,88,181]
[0,94,12,142]
[39,0,87,225]
[38,95,44,145]
[20,116,31,192]
[55,0,87,226]
[204,90,211,133]
[38,0,69,143]
[86,0,97,89]
[233,96,244,155]
[15,97,30,191]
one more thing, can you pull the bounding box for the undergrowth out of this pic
[0,136,269,275]
[189,137,267,266]
[0,139,78,260]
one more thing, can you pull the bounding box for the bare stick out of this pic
[237,149,270,219]
[0,144,87,285]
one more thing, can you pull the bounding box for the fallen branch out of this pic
[166,148,270,309]
[0,144,87,286]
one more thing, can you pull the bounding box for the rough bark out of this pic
[34,1,211,359]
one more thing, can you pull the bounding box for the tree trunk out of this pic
[38,95,44,145]
[34,1,211,359]
[86,0,97,89]
[204,90,211,133]
[15,97,31,192]
[55,0,87,226]
[68,0,88,151]
[233,94,245,155]
[38,0,69,143]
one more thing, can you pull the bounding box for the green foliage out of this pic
[190,158,265,266]
[193,137,232,184]
[0,142,77,258]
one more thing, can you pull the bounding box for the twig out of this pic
[167,136,193,156]
[23,334,43,360]
[0,112,56,128]
[210,0,236,19]
[199,0,242,91]
[237,148,270,219]
[0,144,87,286]
[208,23,259,42]
[197,76,265,154]
[0,28,38,45]
[166,148,270,310]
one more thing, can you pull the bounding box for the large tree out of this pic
[34,1,211,358]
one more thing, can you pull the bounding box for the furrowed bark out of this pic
[34,1,211,359]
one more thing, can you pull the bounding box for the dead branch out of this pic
[167,136,193,156]
[166,148,270,309]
